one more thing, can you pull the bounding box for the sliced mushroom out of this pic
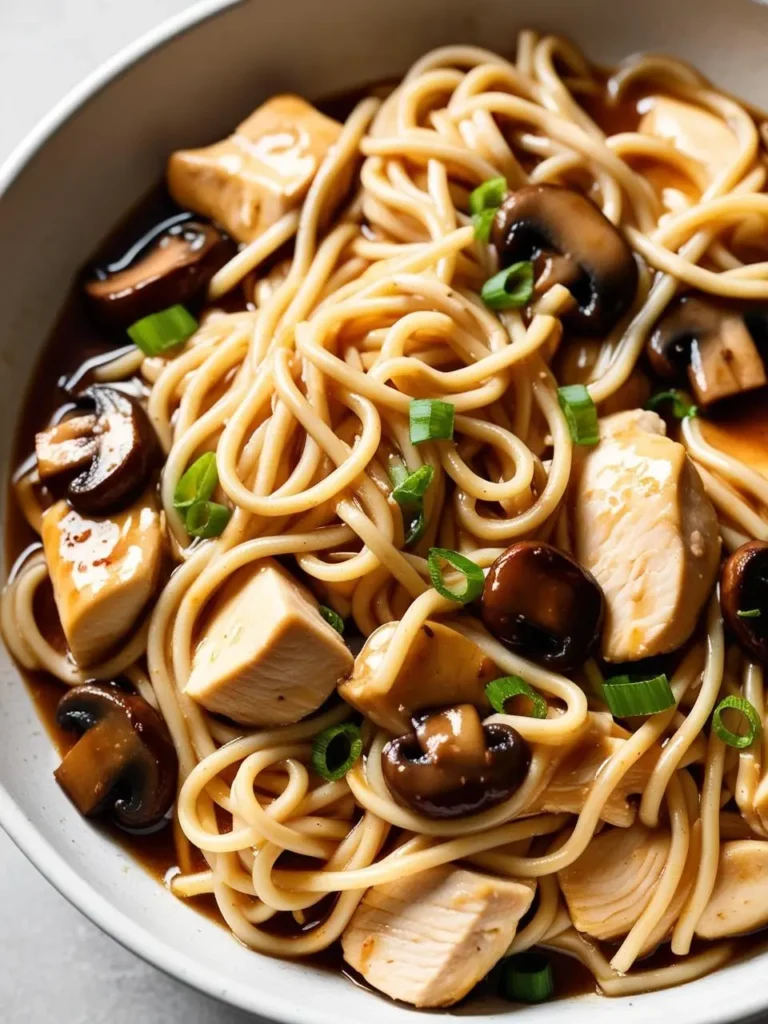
[382,704,530,819]
[35,385,157,514]
[55,683,177,830]
[492,184,638,334]
[647,295,767,407]
[85,214,235,326]
[721,540,768,662]
[481,541,604,671]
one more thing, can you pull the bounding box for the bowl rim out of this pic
[2,2,768,1022]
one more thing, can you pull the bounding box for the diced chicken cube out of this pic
[41,498,163,667]
[342,866,534,1007]
[573,410,720,661]
[168,95,343,243]
[639,96,739,174]
[185,560,353,726]
[558,822,695,948]
[339,619,497,734]
[696,841,768,939]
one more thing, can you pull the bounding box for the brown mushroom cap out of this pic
[381,704,530,819]
[55,683,177,830]
[647,295,767,407]
[492,184,638,335]
[721,540,768,663]
[481,540,604,672]
[85,213,235,327]
[36,385,158,515]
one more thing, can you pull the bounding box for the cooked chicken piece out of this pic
[639,96,739,175]
[342,866,534,1007]
[696,841,768,939]
[573,409,720,661]
[41,498,163,667]
[558,821,694,948]
[339,619,497,734]
[168,95,343,243]
[528,713,658,827]
[185,560,353,726]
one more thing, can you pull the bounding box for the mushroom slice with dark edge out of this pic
[647,295,767,407]
[481,540,605,672]
[721,540,768,662]
[35,385,157,515]
[55,683,177,830]
[491,184,638,334]
[381,704,530,819]
[85,214,235,327]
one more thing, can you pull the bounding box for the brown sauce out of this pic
[5,69,768,1006]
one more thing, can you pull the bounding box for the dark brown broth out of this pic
[6,69,768,1005]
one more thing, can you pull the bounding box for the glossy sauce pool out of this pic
[5,71,768,1005]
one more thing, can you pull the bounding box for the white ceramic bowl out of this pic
[2,0,768,1020]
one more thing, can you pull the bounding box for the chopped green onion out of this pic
[174,452,219,511]
[409,399,455,445]
[486,676,547,719]
[186,500,231,539]
[391,464,434,509]
[311,722,363,781]
[469,176,507,216]
[737,608,762,619]
[127,304,198,356]
[500,953,554,1004]
[319,604,345,634]
[427,547,484,604]
[712,696,761,750]
[472,209,497,242]
[602,673,675,717]
[481,261,534,311]
[646,389,698,420]
[557,384,600,446]
[404,509,426,547]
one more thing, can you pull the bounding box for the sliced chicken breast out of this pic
[185,560,353,726]
[168,95,343,243]
[41,498,163,667]
[639,96,739,175]
[340,619,497,734]
[573,409,720,661]
[528,713,658,827]
[696,840,768,939]
[558,821,696,950]
[342,866,534,1007]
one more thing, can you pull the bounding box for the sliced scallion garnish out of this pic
[500,953,554,1004]
[646,389,698,420]
[311,722,363,781]
[409,399,455,445]
[472,209,497,242]
[127,303,198,356]
[186,500,232,539]
[390,463,434,508]
[319,604,345,634]
[174,452,219,510]
[481,261,534,311]
[486,676,547,719]
[712,695,761,749]
[404,509,427,546]
[427,547,484,604]
[557,384,599,446]
[469,176,507,216]
[602,673,675,717]
[737,608,762,619]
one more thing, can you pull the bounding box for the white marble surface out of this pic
[0,6,260,1021]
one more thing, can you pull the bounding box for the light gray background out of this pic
[0,6,259,1021]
